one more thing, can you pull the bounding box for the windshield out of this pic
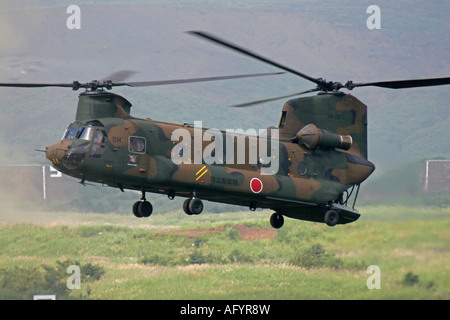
[64,127,82,140]
[63,126,95,141]
[79,127,94,140]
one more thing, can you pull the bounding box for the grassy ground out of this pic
[0,206,449,299]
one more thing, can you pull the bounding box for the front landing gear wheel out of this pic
[133,201,142,218]
[324,209,339,227]
[189,198,203,215]
[132,201,153,218]
[270,212,284,229]
[183,198,203,215]
[139,201,153,217]
[183,199,193,215]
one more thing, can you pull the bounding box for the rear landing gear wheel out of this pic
[324,209,339,227]
[270,212,284,229]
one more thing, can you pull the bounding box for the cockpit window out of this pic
[64,127,83,140]
[90,129,106,158]
[63,123,103,141]
[78,127,94,141]
[93,130,105,144]
[84,120,104,127]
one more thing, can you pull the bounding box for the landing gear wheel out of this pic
[270,212,284,229]
[183,198,203,215]
[139,201,153,217]
[188,198,203,215]
[324,210,339,227]
[133,201,153,218]
[183,199,193,215]
[133,201,142,218]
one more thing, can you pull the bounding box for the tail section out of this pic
[278,92,368,159]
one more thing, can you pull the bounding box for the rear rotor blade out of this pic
[187,30,321,86]
[229,88,319,107]
[347,77,450,90]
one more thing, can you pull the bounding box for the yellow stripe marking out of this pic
[196,169,208,181]
[196,165,207,175]
[195,165,208,181]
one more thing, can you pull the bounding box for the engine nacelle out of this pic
[295,124,352,150]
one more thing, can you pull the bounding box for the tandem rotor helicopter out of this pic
[1,31,449,228]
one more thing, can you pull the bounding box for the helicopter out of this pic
[1,31,449,229]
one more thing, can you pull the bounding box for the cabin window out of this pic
[278,111,287,128]
[297,162,308,176]
[258,156,271,168]
[129,136,146,154]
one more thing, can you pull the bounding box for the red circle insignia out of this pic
[250,178,263,193]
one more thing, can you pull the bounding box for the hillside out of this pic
[0,206,449,300]
[0,1,449,210]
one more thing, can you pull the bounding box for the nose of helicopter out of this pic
[46,140,71,169]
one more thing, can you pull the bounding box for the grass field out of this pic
[0,205,449,300]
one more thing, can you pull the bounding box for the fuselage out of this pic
[45,89,375,226]
[46,115,375,211]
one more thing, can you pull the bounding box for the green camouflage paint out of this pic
[46,90,375,226]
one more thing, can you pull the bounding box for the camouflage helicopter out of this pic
[1,31,449,229]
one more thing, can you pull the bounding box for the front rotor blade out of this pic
[349,77,450,89]
[124,72,284,87]
[0,82,74,88]
[229,88,319,107]
[0,72,283,90]
[101,70,138,82]
[187,30,321,86]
